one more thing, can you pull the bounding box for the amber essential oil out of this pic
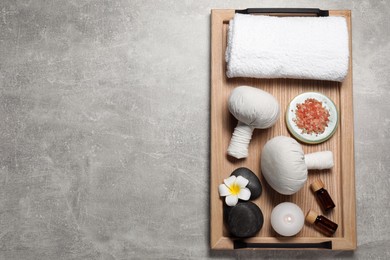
[311,179,335,212]
[306,210,338,237]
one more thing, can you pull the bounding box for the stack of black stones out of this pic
[224,167,264,238]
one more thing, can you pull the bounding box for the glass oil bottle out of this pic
[306,210,338,236]
[311,179,335,212]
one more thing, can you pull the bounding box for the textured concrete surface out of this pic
[0,0,389,259]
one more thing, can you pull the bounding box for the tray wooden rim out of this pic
[210,9,356,250]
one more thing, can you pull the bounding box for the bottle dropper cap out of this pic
[311,179,324,192]
[305,210,318,224]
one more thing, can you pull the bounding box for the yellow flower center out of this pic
[229,183,241,195]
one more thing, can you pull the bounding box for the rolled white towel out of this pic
[226,14,349,82]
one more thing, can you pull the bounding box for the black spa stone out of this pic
[226,201,264,238]
[231,167,262,200]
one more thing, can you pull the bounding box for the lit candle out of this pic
[271,202,304,236]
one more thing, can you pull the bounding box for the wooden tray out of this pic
[210,9,356,250]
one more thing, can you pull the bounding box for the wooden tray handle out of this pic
[235,8,329,17]
[234,240,332,249]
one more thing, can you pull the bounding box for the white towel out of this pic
[226,14,349,82]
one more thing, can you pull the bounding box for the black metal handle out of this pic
[235,8,329,17]
[234,240,332,249]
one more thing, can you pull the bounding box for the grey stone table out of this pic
[0,0,389,259]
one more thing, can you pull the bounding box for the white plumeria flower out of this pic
[218,175,251,206]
